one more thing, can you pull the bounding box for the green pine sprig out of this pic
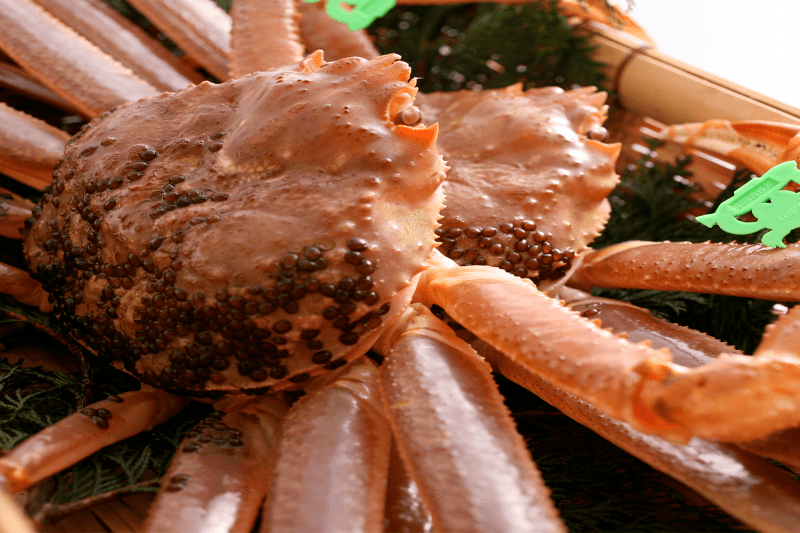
[371,1,607,93]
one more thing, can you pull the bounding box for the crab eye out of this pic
[587,127,608,141]
[394,106,422,126]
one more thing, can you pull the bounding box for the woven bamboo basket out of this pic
[3,6,800,533]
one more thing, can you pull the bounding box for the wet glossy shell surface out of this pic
[23,53,445,394]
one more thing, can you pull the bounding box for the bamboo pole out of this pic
[583,21,800,125]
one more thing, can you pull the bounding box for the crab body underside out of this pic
[3,1,800,533]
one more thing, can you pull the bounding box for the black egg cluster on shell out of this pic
[164,411,250,492]
[132,239,391,392]
[435,220,575,283]
[179,411,243,455]
[79,406,113,429]
[25,122,391,395]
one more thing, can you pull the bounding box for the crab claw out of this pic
[665,120,800,176]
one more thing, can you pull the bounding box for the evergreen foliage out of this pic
[372,2,607,92]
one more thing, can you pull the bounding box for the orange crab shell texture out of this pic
[421,84,620,292]
[23,52,445,393]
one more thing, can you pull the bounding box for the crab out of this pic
[2,1,800,532]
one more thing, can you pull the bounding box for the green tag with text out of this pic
[697,161,800,248]
[304,0,396,31]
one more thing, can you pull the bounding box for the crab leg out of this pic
[417,251,800,443]
[558,286,741,365]
[457,285,800,531]
[560,290,800,472]
[142,394,288,533]
[375,304,565,533]
[498,358,800,533]
[416,251,667,429]
[31,0,202,91]
[0,102,69,191]
[0,263,49,310]
[719,305,800,473]
[0,489,36,533]
[0,61,75,113]
[665,120,800,176]
[0,386,187,494]
[260,357,391,533]
[125,0,231,81]
[383,439,434,533]
[0,0,159,117]
[296,1,381,61]
[0,189,34,239]
[556,291,800,530]
[229,0,305,77]
[569,240,800,301]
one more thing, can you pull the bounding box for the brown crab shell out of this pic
[420,85,620,293]
[23,52,445,394]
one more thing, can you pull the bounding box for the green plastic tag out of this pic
[304,0,396,31]
[697,161,800,248]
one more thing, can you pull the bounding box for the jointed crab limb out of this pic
[143,394,288,533]
[125,0,231,81]
[383,439,434,533]
[709,306,800,467]
[0,263,49,311]
[0,386,187,494]
[570,240,800,301]
[376,304,565,533]
[0,489,36,533]
[416,251,666,428]
[261,357,390,533]
[558,291,800,475]
[419,252,800,443]
[31,0,201,92]
[0,102,69,191]
[229,0,304,77]
[665,120,800,176]
[559,286,741,367]
[297,1,381,61]
[0,0,159,117]
[493,296,800,532]
[497,357,800,533]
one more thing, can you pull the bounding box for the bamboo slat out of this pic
[584,21,800,125]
